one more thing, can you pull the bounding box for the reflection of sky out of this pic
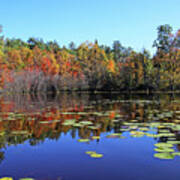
[0,94,180,179]
[0,132,180,180]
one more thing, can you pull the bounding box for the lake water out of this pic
[0,93,180,180]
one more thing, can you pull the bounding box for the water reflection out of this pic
[0,93,180,163]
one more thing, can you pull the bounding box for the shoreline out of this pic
[1,89,180,95]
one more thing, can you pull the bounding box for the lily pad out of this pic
[0,178,13,180]
[154,143,173,148]
[78,139,90,143]
[90,153,103,158]
[39,121,51,124]
[77,112,89,115]
[172,152,180,156]
[86,151,96,155]
[154,153,174,160]
[11,131,29,134]
[146,133,156,138]
[80,121,93,125]
[167,141,180,145]
[157,133,175,137]
[62,119,76,126]
[154,148,174,153]
[130,131,144,137]
[158,129,171,133]
[120,128,129,131]
[139,127,149,131]
[92,136,100,140]
[85,151,103,158]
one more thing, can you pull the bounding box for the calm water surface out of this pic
[0,93,180,180]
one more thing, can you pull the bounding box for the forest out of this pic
[0,24,180,93]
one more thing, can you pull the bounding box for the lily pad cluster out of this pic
[153,142,180,160]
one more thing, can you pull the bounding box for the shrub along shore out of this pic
[0,24,180,94]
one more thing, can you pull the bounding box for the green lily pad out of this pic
[146,133,156,138]
[157,133,175,137]
[0,132,5,136]
[167,141,180,145]
[154,153,174,160]
[80,121,93,125]
[92,136,100,140]
[0,178,13,180]
[90,153,103,158]
[154,148,174,153]
[158,129,171,133]
[130,131,145,137]
[11,131,29,134]
[62,119,76,126]
[19,178,35,180]
[150,123,161,127]
[77,112,89,115]
[85,151,103,158]
[86,151,96,155]
[172,152,180,156]
[130,120,138,122]
[172,125,180,131]
[139,127,149,131]
[154,143,173,148]
[78,139,90,143]
[120,128,129,131]
[39,121,51,124]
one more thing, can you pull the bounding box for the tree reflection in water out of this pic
[0,93,180,163]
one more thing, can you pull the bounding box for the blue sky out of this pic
[0,0,180,53]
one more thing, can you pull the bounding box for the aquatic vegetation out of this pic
[86,151,103,158]
[78,139,90,143]
[92,136,100,140]
[106,133,122,138]
[154,143,173,148]
[172,152,180,156]
[79,121,93,125]
[167,141,180,145]
[62,119,76,126]
[90,153,103,158]
[154,153,174,160]
[154,148,174,153]
[130,131,145,138]
[2,91,180,180]
[139,127,149,131]
[86,151,96,155]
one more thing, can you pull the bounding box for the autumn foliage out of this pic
[0,24,180,93]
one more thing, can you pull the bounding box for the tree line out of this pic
[0,24,180,93]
